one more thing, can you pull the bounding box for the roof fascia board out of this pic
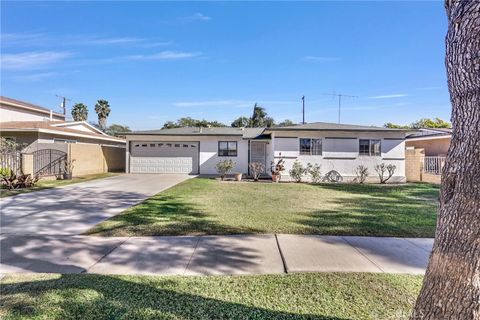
[1,100,64,117]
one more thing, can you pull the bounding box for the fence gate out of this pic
[424,156,446,175]
[33,149,67,176]
[0,151,21,174]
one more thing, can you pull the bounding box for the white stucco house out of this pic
[126,122,410,182]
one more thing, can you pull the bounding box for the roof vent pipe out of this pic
[199,127,203,133]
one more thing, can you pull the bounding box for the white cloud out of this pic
[75,37,145,45]
[1,51,71,70]
[304,56,342,62]
[127,51,202,60]
[368,94,408,99]
[14,72,58,82]
[181,12,211,22]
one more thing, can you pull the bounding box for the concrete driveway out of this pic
[0,174,192,236]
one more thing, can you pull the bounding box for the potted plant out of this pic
[270,157,285,183]
[63,159,75,180]
[234,172,242,181]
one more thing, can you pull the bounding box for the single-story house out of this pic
[126,122,410,182]
[1,96,65,122]
[405,128,452,156]
[0,120,126,176]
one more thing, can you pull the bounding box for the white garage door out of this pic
[130,141,199,174]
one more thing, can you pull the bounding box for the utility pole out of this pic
[322,93,358,124]
[301,96,305,124]
[55,95,71,116]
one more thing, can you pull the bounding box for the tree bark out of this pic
[411,1,480,319]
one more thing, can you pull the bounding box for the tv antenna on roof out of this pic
[322,93,358,124]
[55,95,71,115]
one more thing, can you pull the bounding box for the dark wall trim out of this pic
[324,137,357,140]
[383,138,405,141]
[382,157,405,160]
[275,136,298,139]
[323,157,357,160]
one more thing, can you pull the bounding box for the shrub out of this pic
[270,158,285,176]
[215,159,236,181]
[289,160,307,183]
[306,163,322,183]
[374,163,396,184]
[354,165,369,184]
[249,162,265,181]
[0,167,12,178]
[1,172,39,190]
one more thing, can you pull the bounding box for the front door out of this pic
[250,141,267,174]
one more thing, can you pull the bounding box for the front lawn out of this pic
[88,178,439,237]
[0,273,422,319]
[0,173,118,198]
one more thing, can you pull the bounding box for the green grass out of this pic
[0,173,118,198]
[87,178,439,238]
[0,273,423,320]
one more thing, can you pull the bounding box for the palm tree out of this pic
[94,99,111,131]
[71,103,88,121]
[250,103,267,127]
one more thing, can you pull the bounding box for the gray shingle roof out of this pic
[128,127,265,138]
[267,122,412,132]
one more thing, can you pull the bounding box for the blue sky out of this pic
[1,1,450,130]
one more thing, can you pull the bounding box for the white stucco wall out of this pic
[1,104,64,122]
[272,131,406,182]
[127,130,407,182]
[126,135,249,174]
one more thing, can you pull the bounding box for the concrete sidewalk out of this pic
[0,234,433,276]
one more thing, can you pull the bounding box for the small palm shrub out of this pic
[216,159,236,181]
[307,163,322,183]
[354,165,369,184]
[289,160,307,183]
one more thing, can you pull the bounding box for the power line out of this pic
[322,92,358,124]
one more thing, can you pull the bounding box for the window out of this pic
[54,138,77,144]
[183,144,189,148]
[359,139,381,156]
[218,141,237,156]
[299,138,322,155]
[150,144,155,147]
[174,144,180,147]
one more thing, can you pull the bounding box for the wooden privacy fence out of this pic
[424,156,446,175]
[0,151,21,174]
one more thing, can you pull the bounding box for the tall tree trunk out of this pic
[411,1,480,319]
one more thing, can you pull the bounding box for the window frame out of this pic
[359,139,381,156]
[53,138,77,144]
[299,138,322,156]
[218,141,238,157]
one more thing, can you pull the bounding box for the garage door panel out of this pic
[130,141,198,174]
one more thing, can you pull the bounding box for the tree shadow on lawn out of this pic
[296,184,438,238]
[1,274,347,320]
[86,194,263,236]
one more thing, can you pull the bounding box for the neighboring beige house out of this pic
[1,96,66,122]
[404,128,451,184]
[126,122,410,182]
[0,96,126,177]
[405,128,452,156]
